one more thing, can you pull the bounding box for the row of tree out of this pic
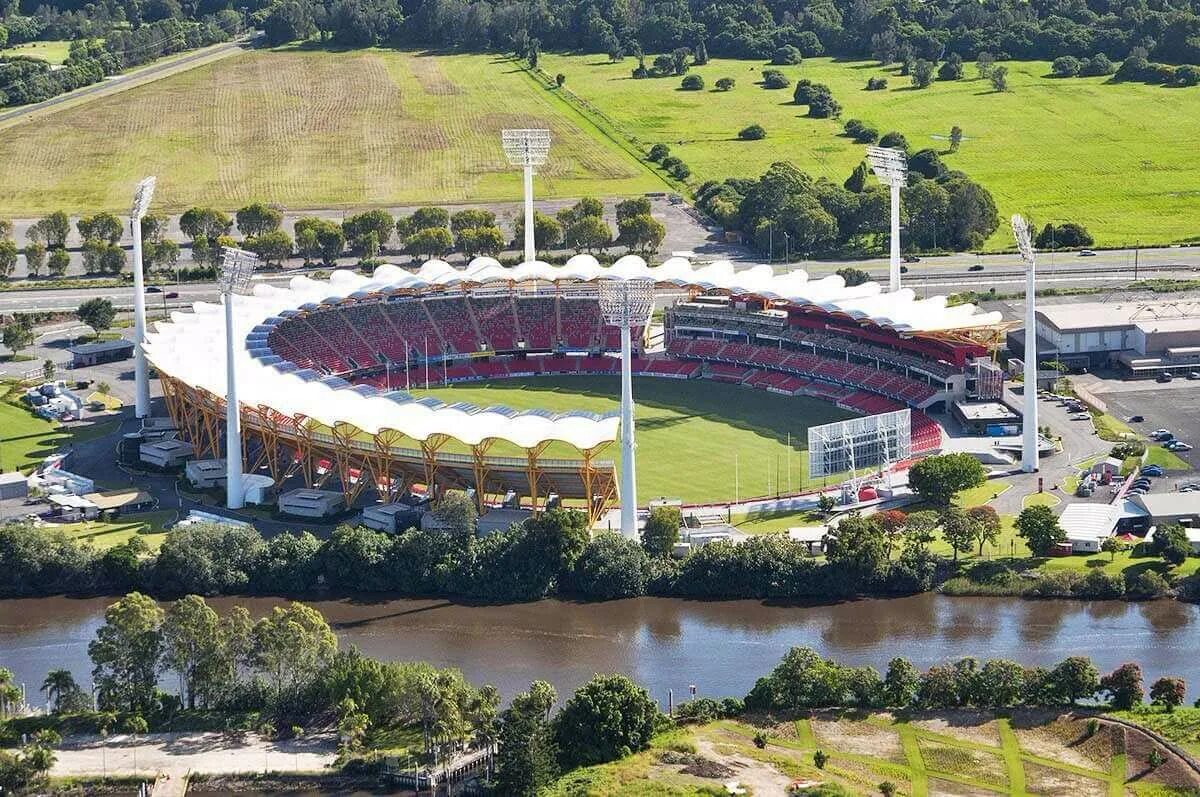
[746,647,1190,715]
[249,0,1200,68]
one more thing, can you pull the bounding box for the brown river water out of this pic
[2,594,1197,706]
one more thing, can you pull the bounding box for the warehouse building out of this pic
[1007,301,1200,376]
[278,488,345,519]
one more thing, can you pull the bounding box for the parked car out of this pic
[968,263,984,271]
[903,255,920,263]
[1128,487,1148,495]
[1151,429,1172,440]
[1079,249,1097,256]
[1190,371,1200,380]
[145,286,162,293]
[1070,412,1091,420]
[1158,371,1174,383]
[1130,415,1145,422]
[1142,465,1164,477]
[1168,441,1193,452]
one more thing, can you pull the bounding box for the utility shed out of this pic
[1058,503,1119,553]
[140,439,193,468]
[0,472,28,500]
[361,502,424,534]
[278,488,345,519]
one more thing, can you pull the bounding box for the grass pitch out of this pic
[539,53,1200,249]
[411,375,851,504]
[0,39,74,65]
[0,48,663,216]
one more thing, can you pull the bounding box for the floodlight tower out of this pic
[130,176,156,419]
[1011,214,1039,473]
[218,247,259,510]
[598,277,655,539]
[502,129,551,263]
[866,147,908,292]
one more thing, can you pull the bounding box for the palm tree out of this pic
[41,669,79,713]
[0,667,23,717]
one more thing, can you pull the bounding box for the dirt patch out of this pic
[694,735,795,796]
[1010,715,1116,771]
[927,777,998,796]
[408,55,463,95]
[917,739,1008,787]
[1124,725,1200,790]
[909,711,1001,748]
[1022,762,1110,796]
[659,749,735,780]
[811,718,905,764]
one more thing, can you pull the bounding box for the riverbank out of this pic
[4,593,1200,708]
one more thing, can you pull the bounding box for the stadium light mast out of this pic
[502,129,551,263]
[1012,214,1039,473]
[219,247,259,510]
[866,147,907,292]
[598,277,655,539]
[130,176,156,419]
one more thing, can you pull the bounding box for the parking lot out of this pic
[1101,386,1200,488]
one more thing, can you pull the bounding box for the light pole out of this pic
[1011,214,1039,473]
[219,247,259,509]
[501,129,551,263]
[130,176,156,419]
[598,277,655,539]
[866,147,908,292]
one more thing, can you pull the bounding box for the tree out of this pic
[457,226,506,257]
[246,229,293,265]
[1150,677,1186,712]
[77,212,123,245]
[694,41,708,65]
[949,125,963,152]
[567,534,650,600]
[680,74,703,90]
[911,59,935,88]
[180,207,233,242]
[343,209,394,254]
[976,52,996,79]
[1153,524,1191,567]
[2,321,33,355]
[940,507,975,563]
[294,217,345,264]
[883,657,920,707]
[990,66,1009,92]
[879,131,909,152]
[42,359,54,382]
[24,241,46,276]
[616,214,665,253]
[399,207,450,238]
[738,123,767,141]
[824,513,888,579]
[1015,504,1065,556]
[844,161,870,192]
[773,45,802,65]
[0,239,17,278]
[1048,656,1099,705]
[554,674,659,768]
[495,681,559,796]
[1101,535,1129,562]
[908,453,986,507]
[236,202,283,237]
[715,77,735,91]
[835,266,870,287]
[760,69,790,89]
[1100,663,1144,710]
[32,211,70,248]
[75,297,116,334]
[162,594,224,710]
[976,659,1025,707]
[1052,56,1081,77]
[512,212,562,255]
[40,669,84,714]
[647,143,670,162]
[251,602,337,698]
[562,215,612,253]
[47,248,71,277]
[642,506,680,557]
[88,592,164,713]
[450,209,497,233]
[938,53,964,81]
[966,505,1002,556]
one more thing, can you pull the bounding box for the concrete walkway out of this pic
[44,731,337,779]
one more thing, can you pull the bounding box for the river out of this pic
[2,594,1197,706]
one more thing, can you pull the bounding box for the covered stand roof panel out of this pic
[144,255,1001,452]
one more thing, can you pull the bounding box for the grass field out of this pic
[546,711,1189,796]
[0,48,664,216]
[540,53,1200,249]
[48,509,173,551]
[0,394,119,473]
[0,40,73,65]
[410,375,851,503]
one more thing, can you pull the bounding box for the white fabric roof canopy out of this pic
[143,254,1002,451]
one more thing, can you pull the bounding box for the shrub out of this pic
[1126,569,1170,600]
[738,124,767,140]
[813,749,828,768]
[772,45,802,65]
[670,162,691,179]
[879,131,908,151]
[761,69,790,89]
[648,143,670,162]
[680,74,704,90]
[866,76,888,90]
[715,77,735,91]
[1052,56,1081,77]
[660,155,682,170]
[1081,54,1115,76]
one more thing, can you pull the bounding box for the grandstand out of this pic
[146,254,1003,517]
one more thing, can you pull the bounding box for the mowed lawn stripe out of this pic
[0,50,660,215]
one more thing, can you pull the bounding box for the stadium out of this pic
[143,255,1005,523]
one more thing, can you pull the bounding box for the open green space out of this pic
[410,375,851,504]
[0,389,120,473]
[0,49,662,216]
[545,711,1178,796]
[539,53,1200,249]
[1145,445,1192,471]
[0,39,74,65]
[47,509,173,551]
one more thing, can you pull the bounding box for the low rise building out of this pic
[85,489,154,516]
[67,339,134,367]
[1057,503,1120,553]
[951,401,1022,435]
[361,502,424,534]
[0,472,28,500]
[139,439,193,468]
[185,459,228,489]
[1130,493,1200,528]
[278,488,345,519]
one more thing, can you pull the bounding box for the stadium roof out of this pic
[143,254,1001,452]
